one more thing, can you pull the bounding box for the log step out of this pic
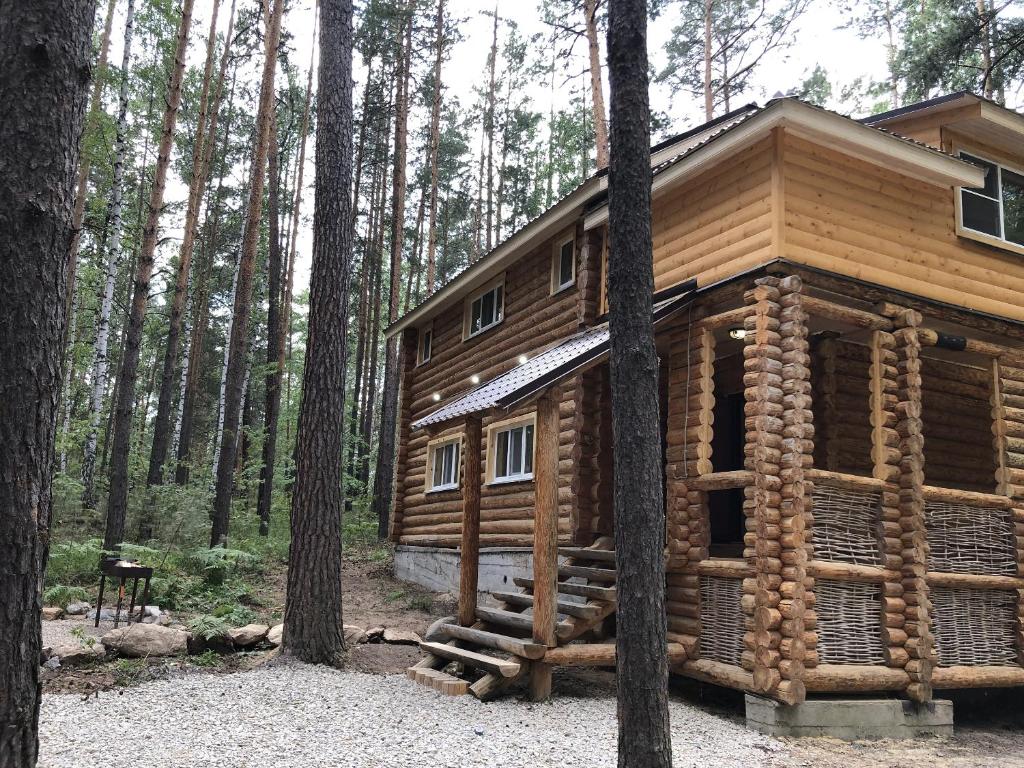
[558,564,618,583]
[514,577,617,602]
[475,606,573,639]
[436,623,547,659]
[558,547,616,563]
[406,663,470,696]
[491,590,601,619]
[420,641,521,678]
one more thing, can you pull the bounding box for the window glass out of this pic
[1002,168,1024,246]
[429,441,459,490]
[420,328,431,363]
[510,426,524,474]
[962,190,1001,237]
[493,422,534,481]
[962,153,999,198]
[524,424,534,475]
[495,430,509,477]
[557,240,574,288]
[468,284,503,336]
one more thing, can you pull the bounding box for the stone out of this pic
[229,624,270,648]
[65,601,91,616]
[143,605,161,618]
[87,608,118,622]
[41,606,64,621]
[365,626,385,643]
[343,625,367,645]
[745,695,954,739]
[43,656,61,670]
[51,643,106,665]
[382,628,421,646]
[101,623,189,657]
[267,624,284,647]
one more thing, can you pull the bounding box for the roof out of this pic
[411,285,697,430]
[389,95,987,340]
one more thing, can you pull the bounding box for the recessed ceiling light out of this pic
[432,392,441,402]
[517,355,529,365]
[728,327,747,341]
[470,374,480,385]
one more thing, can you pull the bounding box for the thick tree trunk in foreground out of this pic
[0,1,95,764]
[105,0,195,552]
[148,0,223,486]
[371,8,412,540]
[606,0,672,766]
[284,0,354,665]
[584,0,610,169]
[81,0,137,511]
[210,0,284,547]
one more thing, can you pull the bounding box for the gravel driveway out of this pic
[39,662,785,768]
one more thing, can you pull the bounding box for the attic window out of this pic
[465,279,504,339]
[959,152,1024,248]
[552,235,576,293]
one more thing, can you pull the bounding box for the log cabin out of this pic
[387,92,1024,704]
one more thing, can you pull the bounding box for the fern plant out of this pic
[43,584,90,608]
[187,614,231,641]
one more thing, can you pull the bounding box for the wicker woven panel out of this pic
[699,575,745,666]
[810,485,882,566]
[815,579,886,665]
[925,502,1016,575]
[932,587,1019,667]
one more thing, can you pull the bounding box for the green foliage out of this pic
[110,658,147,687]
[187,614,231,640]
[43,585,90,608]
[191,650,223,668]
[69,626,97,649]
[46,539,105,587]
[795,64,833,107]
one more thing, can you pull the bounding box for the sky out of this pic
[102,0,1010,303]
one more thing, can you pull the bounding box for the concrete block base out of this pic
[393,545,533,595]
[745,694,954,739]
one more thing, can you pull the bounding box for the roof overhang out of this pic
[584,99,985,230]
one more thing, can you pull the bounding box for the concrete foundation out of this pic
[393,545,533,595]
[745,694,954,739]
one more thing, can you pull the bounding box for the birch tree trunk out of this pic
[606,0,672,764]
[82,0,137,511]
[211,0,285,547]
[284,0,354,666]
[105,0,196,553]
[148,0,224,486]
[0,1,95,763]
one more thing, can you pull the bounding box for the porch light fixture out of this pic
[728,327,747,341]
[470,374,480,385]
[517,354,529,365]
[432,392,442,402]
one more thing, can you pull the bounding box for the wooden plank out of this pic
[557,546,616,563]
[491,591,601,619]
[458,416,482,626]
[476,606,574,638]
[514,576,617,602]
[436,623,547,660]
[419,641,522,678]
[558,564,617,583]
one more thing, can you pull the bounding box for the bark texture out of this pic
[105,0,195,551]
[210,0,284,546]
[0,1,95,763]
[584,0,609,169]
[425,0,444,294]
[606,0,673,765]
[283,0,353,665]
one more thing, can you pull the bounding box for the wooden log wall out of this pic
[390,328,419,537]
[395,228,585,547]
[921,356,994,493]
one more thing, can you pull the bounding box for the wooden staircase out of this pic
[406,539,617,699]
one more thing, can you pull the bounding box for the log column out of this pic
[871,329,910,670]
[882,304,934,702]
[458,415,482,627]
[530,388,560,700]
[741,278,786,699]
[774,275,811,705]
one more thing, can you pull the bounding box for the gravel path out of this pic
[39,662,787,768]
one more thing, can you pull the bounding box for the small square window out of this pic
[957,150,1024,250]
[466,282,504,338]
[490,421,535,483]
[552,237,575,293]
[428,439,460,491]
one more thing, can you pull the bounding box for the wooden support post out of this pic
[880,303,934,703]
[458,416,482,627]
[529,389,560,700]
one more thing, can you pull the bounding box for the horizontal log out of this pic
[925,571,1024,590]
[684,470,753,491]
[921,485,1014,509]
[807,560,897,584]
[540,642,688,667]
[697,558,752,579]
[805,468,885,493]
[679,659,756,692]
[932,665,1024,689]
[802,295,892,331]
[802,664,909,692]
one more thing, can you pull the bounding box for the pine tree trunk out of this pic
[703,0,713,120]
[485,4,498,253]
[371,6,412,540]
[0,3,95,762]
[148,0,223,486]
[82,0,137,511]
[211,0,285,547]
[606,0,672,765]
[284,0,353,665]
[584,0,610,169]
[360,248,383,489]
[425,0,445,294]
[106,0,196,552]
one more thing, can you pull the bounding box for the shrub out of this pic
[43,585,90,608]
[187,614,231,640]
[46,539,104,587]
[191,649,222,668]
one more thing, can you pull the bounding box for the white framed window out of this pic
[427,437,461,492]
[958,150,1024,248]
[487,415,535,484]
[551,235,576,294]
[465,279,504,339]
[417,325,432,365]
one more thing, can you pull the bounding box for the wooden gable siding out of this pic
[393,229,586,547]
[649,135,775,293]
[781,133,1024,321]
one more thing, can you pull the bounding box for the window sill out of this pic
[550,280,575,296]
[957,223,1024,258]
[426,484,459,494]
[487,475,534,486]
